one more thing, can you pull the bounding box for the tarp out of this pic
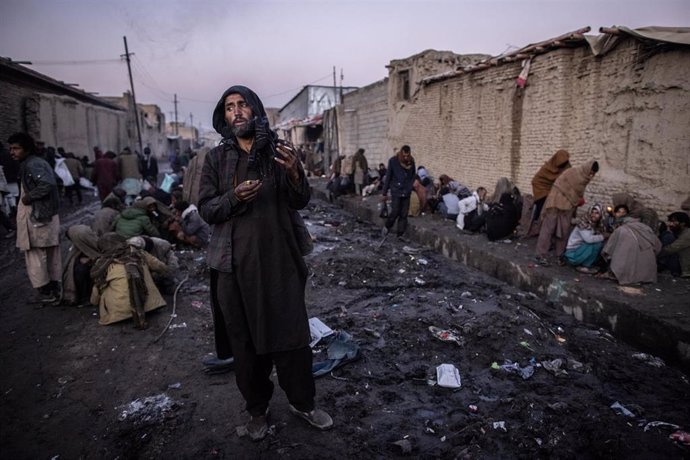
[587,26,690,56]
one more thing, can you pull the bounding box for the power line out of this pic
[29,58,122,66]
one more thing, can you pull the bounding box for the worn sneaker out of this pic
[534,255,550,267]
[246,409,270,441]
[289,404,333,430]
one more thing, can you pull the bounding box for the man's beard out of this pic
[231,117,256,139]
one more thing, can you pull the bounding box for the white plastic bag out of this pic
[54,158,75,186]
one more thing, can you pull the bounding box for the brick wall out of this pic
[340,79,390,168]
[1,80,130,158]
[387,38,690,215]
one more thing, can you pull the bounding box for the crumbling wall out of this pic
[388,38,690,215]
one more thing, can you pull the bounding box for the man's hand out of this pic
[21,194,31,205]
[234,179,262,203]
[274,141,301,183]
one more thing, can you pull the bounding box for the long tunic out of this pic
[199,143,311,354]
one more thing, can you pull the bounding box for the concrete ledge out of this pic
[310,178,690,371]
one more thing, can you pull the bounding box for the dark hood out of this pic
[212,85,268,140]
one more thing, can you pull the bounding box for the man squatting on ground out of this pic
[8,132,62,304]
[198,85,332,441]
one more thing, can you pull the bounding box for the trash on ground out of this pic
[169,322,187,329]
[493,421,507,432]
[436,363,462,388]
[414,277,426,286]
[468,404,478,413]
[428,326,463,346]
[519,341,535,351]
[309,317,334,348]
[542,358,568,377]
[643,421,680,432]
[167,382,181,389]
[523,328,533,336]
[499,361,535,380]
[416,258,428,265]
[669,431,690,445]
[117,393,178,426]
[402,246,422,255]
[460,291,472,298]
[610,401,636,417]
[391,438,413,454]
[312,330,361,378]
[632,353,665,367]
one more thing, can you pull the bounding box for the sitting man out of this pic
[169,200,210,248]
[437,186,460,221]
[456,187,488,233]
[657,212,690,278]
[90,233,168,329]
[563,203,606,274]
[113,199,160,239]
[601,213,662,285]
[485,188,522,241]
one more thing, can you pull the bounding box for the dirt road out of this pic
[1,197,689,459]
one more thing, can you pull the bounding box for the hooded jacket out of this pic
[543,161,598,212]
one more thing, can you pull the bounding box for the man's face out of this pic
[614,208,628,219]
[667,219,685,234]
[9,143,28,162]
[400,150,412,164]
[224,93,254,138]
[590,208,602,223]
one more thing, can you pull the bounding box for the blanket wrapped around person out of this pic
[90,232,167,328]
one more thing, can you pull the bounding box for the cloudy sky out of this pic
[1,0,688,130]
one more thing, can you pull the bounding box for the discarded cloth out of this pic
[312,330,361,378]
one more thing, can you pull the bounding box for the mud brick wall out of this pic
[0,80,39,143]
[339,79,390,168]
[388,38,690,215]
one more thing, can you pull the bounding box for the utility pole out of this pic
[340,68,344,103]
[333,66,337,105]
[173,94,179,136]
[122,36,143,154]
[189,112,194,145]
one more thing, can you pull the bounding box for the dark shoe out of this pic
[289,404,333,430]
[246,409,270,441]
[202,356,235,375]
[4,230,15,239]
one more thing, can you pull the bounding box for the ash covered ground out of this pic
[1,197,689,459]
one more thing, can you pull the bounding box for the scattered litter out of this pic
[568,359,584,371]
[338,281,347,286]
[519,341,535,351]
[57,376,73,385]
[414,277,426,286]
[117,393,178,426]
[643,421,680,432]
[555,334,567,344]
[490,362,500,370]
[618,286,644,296]
[436,364,462,388]
[523,328,533,336]
[493,421,507,432]
[632,353,665,367]
[312,330,361,378]
[460,291,472,298]
[542,359,568,377]
[190,300,205,311]
[670,431,690,445]
[398,269,406,274]
[501,239,512,244]
[500,361,535,380]
[169,322,187,329]
[363,327,381,338]
[167,382,181,389]
[428,326,463,346]
[416,258,429,266]
[402,246,422,255]
[309,317,334,348]
[468,404,478,413]
[610,401,636,418]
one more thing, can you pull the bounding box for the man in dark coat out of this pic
[139,147,159,183]
[381,145,416,238]
[92,151,120,201]
[198,85,332,441]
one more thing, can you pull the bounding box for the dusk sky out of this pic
[1,0,688,131]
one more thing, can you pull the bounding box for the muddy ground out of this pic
[1,194,689,459]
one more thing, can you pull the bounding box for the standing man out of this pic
[140,147,159,184]
[92,151,120,202]
[351,148,368,196]
[198,85,332,441]
[381,145,416,238]
[8,133,62,304]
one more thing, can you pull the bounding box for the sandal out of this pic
[596,271,616,280]
[576,266,599,275]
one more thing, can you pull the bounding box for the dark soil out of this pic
[1,196,689,459]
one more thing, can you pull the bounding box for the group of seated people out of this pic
[62,181,212,328]
[344,149,690,286]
